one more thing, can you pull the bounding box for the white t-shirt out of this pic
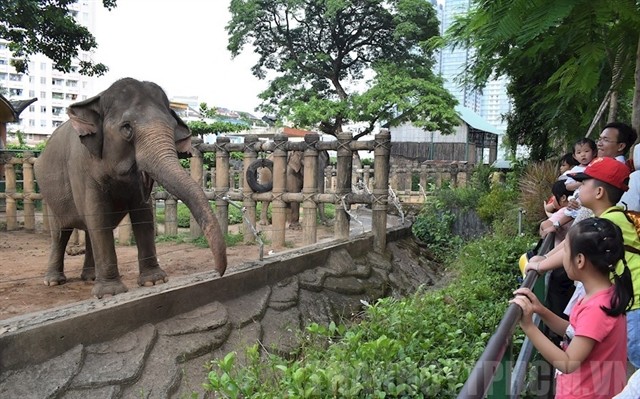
[564,164,587,186]
[619,146,639,211]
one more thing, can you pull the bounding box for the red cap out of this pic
[569,157,630,191]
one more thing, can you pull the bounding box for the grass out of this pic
[155,232,246,248]
[202,231,534,398]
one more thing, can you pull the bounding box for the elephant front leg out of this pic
[44,227,73,286]
[87,222,128,298]
[130,205,167,287]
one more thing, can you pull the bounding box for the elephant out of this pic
[247,150,330,229]
[34,78,227,298]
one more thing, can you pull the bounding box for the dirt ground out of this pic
[0,222,335,321]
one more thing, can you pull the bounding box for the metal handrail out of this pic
[457,233,555,399]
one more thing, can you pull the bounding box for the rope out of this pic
[305,138,319,149]
[374,138,392,150]
[340,194,365,234]
[214,142,228,153]
[336,141,351,152]
[388,186,405,225]
[273,140,287,151]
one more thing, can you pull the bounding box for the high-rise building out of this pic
[437,0,512,157]
[0,1,98,144]
[438,0,483,114]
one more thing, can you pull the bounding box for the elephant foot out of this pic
[65,245,85,256]
[288,222,302,231]
[92,279,128,299]
[138,267,168,287]
[81,267,96,281]
[44,271,67,286]
[259,219,269,226]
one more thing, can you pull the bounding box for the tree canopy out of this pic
[227,0,458,139]
[187,120,249,140]
[446,0,640,160]
[0,0,117,76]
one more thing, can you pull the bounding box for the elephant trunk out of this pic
[137,133,227,276]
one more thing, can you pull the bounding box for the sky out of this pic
[92,0,267,115]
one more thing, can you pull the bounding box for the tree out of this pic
[187,120,249,140]
[0,0,117,76]
[227,0,458,140]
[446,0,640,159]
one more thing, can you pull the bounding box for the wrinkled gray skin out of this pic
[259,150,329,229]
[34,78,227,298]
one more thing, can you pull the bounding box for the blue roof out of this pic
[455,105,502,135]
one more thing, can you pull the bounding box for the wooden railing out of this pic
[457,234,555,398]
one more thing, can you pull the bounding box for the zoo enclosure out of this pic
[0,130,473,250]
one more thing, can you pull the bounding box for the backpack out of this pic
[610,208,640,255]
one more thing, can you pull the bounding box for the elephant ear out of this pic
[289,151,304,173]
[171,109,193,155]
[68,96,103,158]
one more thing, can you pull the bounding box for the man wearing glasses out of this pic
[597,122,637,162]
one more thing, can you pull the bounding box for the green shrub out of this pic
[203,232,532,398]
[177,203,191,227]
[476,185,519,225]
[411,197,462,261]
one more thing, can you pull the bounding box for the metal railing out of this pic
[457,233,555,399]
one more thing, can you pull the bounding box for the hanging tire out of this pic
[246,159,274,193]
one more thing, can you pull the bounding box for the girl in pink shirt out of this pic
[511,218,634,398]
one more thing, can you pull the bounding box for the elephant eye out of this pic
[120,122,134,141]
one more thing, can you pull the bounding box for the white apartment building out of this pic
[0,1,97,144]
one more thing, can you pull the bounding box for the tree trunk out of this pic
[608,90,618,122]
[632,33,640,142]
[585,92,610,138]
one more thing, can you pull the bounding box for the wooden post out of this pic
[372,129,391,253]
[42,201,50,232]
[271,134,288,248]
[152,197,157,236]
[22,152,35,231]
[363,165,372,191]
[215,136,230,234]
[335,132,353,239]
[420,165,428,192]
[165,197,178,236]
[450,163,459,187]
[243,135,259,243]
[0,123,6,181]
[5,159,17,230]
[302,133,319,245]
[190,148,204,239]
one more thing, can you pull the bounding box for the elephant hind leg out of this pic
[44,227,73,286]
[81,234,96,281]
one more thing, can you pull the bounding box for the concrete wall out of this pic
[0,226,440,399]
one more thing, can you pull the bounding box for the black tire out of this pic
[246,159,274,193]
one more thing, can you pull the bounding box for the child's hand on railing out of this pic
[510,288,543,329]
[524,255,545,274]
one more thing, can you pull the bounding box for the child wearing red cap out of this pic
[526,157,640,370]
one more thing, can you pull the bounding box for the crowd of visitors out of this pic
[514,122,640,398]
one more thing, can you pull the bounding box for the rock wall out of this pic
[0,226,440,399]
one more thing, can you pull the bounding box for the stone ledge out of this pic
[0,225,411,371]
